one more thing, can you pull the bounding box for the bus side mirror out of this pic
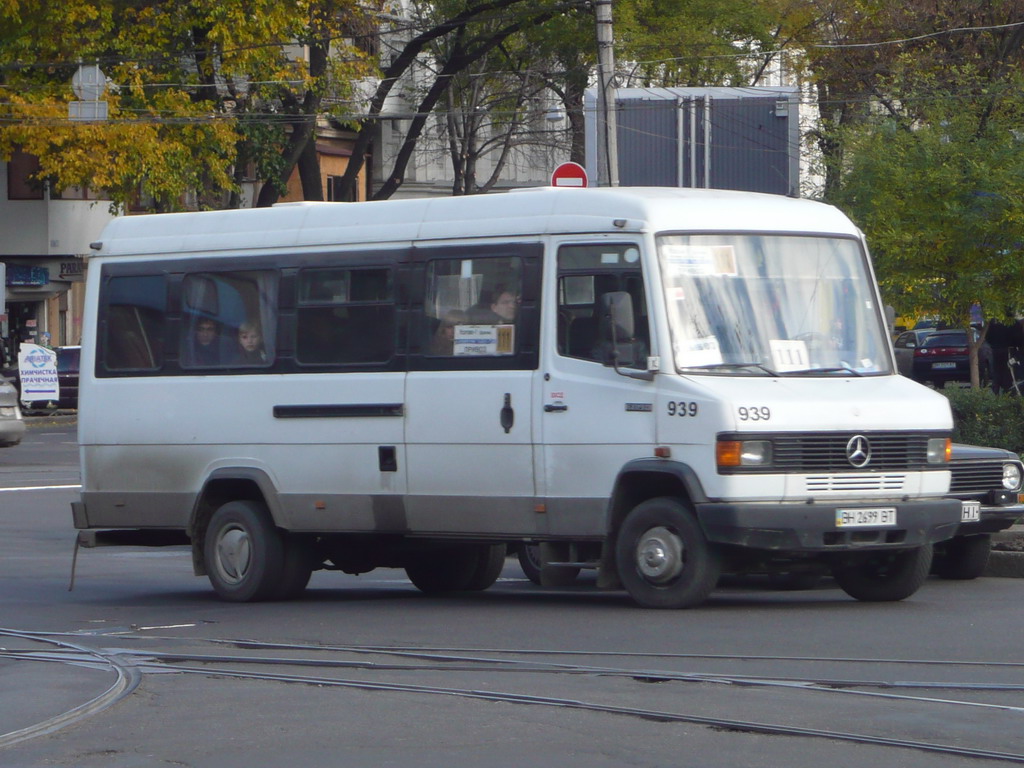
[602,291,635,340]
[599,292,654,381]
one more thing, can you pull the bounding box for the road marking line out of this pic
[0,484,81,492]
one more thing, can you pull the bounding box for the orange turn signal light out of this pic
[716,440,742,467]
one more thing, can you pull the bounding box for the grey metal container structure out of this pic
[585,86,800,196]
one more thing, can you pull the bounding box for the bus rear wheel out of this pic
[831,545,932,602]
[204,500,307,602]
[615,497,720,609]
[406,543,505,593]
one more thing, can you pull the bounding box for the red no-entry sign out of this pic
[550,162,589,188]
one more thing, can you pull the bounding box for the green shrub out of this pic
[941,387,1024,456]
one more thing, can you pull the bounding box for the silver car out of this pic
[0,376,26,447]
[893,328,933,376]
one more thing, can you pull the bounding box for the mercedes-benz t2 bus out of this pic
[72,187,961,608]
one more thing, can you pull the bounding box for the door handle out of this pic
[544,404,568,412]
[500,393,514,433]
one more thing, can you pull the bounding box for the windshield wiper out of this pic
[692,362,779,377]
[786,366,863,377]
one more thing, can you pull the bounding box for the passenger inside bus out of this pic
[186,317,221,367]
[469,287,518,324]
[235,321,267,365]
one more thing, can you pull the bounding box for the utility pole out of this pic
[594,0,618,186]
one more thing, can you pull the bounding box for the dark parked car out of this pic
[53,345,80,409]
[934,443,1024,579]
[9,345,80,411]
[911,329,990,387]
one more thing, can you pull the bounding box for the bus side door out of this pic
[403,244,542,535]
[537,239,657,537]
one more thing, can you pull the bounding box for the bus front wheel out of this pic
[517,544,580,586]
[204,500,303,602]
[615,498,720,609]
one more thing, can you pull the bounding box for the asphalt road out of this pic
[3,418,1024,768]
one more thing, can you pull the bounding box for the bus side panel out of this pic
[78,373,408,532]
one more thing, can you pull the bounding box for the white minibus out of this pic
[72,187,961,608]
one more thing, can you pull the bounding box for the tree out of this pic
[0,0,377,211]
[333,0,579,201]
[795,0,1024,196]
[831,71,1024,387]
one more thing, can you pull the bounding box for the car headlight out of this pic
[926,438,951,464]
[1003,462,1023,491]
[717,439,772,468]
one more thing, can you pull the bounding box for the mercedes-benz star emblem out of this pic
[846,435,871,468]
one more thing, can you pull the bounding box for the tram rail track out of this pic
[3,628,1024,763]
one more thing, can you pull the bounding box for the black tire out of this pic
[272,534,316,599]
[517,544,543,584]
[615,497,720,609]
[831,545,932,602]
[516,544,581,586]
[464,544,507,590]
[932,534,991,580]
[405,544,501,594]
[204,500,285,602]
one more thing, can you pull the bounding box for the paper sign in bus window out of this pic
[679,337,723,367]
[453,324,515,356]
[769,339,809,372]
[662,245,737,276]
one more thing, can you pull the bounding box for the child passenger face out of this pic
[239,329,261,352]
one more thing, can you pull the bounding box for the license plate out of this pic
[836,507,897,527]
[932,361,956,369]
[961,500,981,522]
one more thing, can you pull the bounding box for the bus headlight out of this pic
[1003,462,1023,491]
[926,438,951,464]
[717,439,772,468]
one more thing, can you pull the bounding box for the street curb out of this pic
[23,412,77,429]
[987,524,1024,578]
[985,551,1024,578]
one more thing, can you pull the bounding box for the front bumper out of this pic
[953,492,1024,536]
[695,498,961,552]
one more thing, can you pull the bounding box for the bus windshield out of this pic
[657,233,891,376]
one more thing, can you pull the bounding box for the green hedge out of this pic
[942,387,1024,456]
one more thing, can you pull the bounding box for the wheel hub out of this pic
[215,525,252,584]
[636,526,684,584]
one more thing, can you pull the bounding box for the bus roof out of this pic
[94,187,861,257]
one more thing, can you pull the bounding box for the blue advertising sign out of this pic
[7,265,49,286]
[17,343,59,404]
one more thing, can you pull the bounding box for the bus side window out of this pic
[102,275,167,371]
[181,271,278,369]
[557,244,648,368]
[296,267,395,365]
[423,256,522,358]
